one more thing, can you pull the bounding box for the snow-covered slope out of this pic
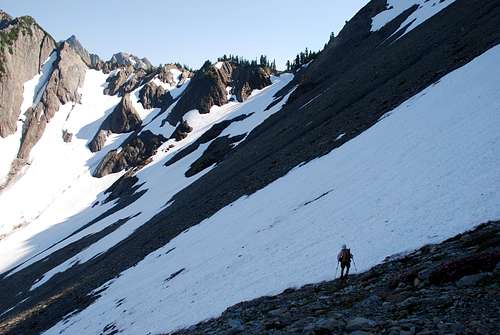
[0,73,294,274]
[0,69,123,239]
[42,44,500,335]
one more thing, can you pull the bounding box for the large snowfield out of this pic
[27,43,500,335]
[0,71,294,275]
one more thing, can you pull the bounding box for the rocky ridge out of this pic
[171,221,500,335]
[0,38,86,189]
[167,60,273,126]
[0,14,55,137]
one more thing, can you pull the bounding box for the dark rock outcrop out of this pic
[171,120,193,141]
[62,129,73,143]
[0,14,56,137]
[167,61,233,126]
[104,66,146,96]
[232,65,272,102]
[167,61,272,126]
[88,129,109,153]
[185,134,245,177]
[103,171,141,203]
[156,64,192,87]
[164,113,251,167]
[103,93,142,134]
[93,130,166,177]
[171,221,500,335]
[88,94,142,152]
[138,81,170,109]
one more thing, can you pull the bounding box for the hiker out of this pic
[337,244,353,279]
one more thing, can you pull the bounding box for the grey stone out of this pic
[346,317,377,331]
[456,273,490,287]
[350,331,374,335]
[355,294,382,308]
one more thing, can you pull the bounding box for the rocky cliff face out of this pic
[232,65,272,102]
[167,61,272,126]
[103,66,146,96]
[138,81,168,109]
[93,130,167,177]
[17,41,87,159]
[88,93,142,152]
[0,15,55,137]
[65,35,92,67]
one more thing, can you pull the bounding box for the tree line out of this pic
[217,54,277,70]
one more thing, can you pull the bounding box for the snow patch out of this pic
[371,0,457,38]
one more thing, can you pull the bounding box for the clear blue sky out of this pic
[0,0,369,69]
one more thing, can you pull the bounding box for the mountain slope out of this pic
[38,43,500,335]
[0,0,499,334]
[170,221,500,335]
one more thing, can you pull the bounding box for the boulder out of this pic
[103,93,142,134]
[346,317,377,331]
[139,81,168,109]
[171,120,193,142]
[62,129,73,143]
[456,273,491,287]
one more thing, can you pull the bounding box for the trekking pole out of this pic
[352,258,358,272]
[335,261,339,278]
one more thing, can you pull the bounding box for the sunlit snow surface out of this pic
[0,73,294,280]
[0,53,57,185]
[0,70,123,242]
[42,46,500,335]
[371,0,457,38]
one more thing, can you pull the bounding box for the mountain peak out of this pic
[0,10,12,28]
[109,52,153,71]
[64,34,92,66]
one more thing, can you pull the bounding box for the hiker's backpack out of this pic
[339,249,351,264]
